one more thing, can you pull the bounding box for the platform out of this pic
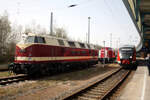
[117,63,150,100]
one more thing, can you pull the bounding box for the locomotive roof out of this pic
[23,33,97,50]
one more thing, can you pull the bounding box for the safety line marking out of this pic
[141,67,147,100]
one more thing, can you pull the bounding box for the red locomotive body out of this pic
[117,45,137,67]
[98,47,115,63]
[10,33,98,75]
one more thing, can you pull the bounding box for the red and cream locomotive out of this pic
[9,33,98,75]
[117,45,137,67]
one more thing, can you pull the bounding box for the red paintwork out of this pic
[100,47,115,59]
[15,44,98,64]
[122,60,130,64]
[117,48,120,62]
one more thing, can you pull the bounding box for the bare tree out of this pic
[54,27,68,39]
[24,21,48,35]
[0,11,11,56]
[7,23,23,43]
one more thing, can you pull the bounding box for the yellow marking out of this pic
[15,56,98,61]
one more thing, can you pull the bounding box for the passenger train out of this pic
[9,33,99,75]
[117,45,137,67]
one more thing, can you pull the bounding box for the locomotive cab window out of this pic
[25,36,45,43]
[35,37,45,43]
[25,36,35,43]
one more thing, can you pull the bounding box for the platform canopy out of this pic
[123,0,150,52]
[140,0,150,40]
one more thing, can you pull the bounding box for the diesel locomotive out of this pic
[9,33,99,75]
[98,47,116,63]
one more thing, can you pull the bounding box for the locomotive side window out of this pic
[58,39,65,46]
[68,41,76,48]
[79,43,85,48]
[87,44,91,49]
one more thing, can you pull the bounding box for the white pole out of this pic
[88,17,91,44]
[50,12,53,35]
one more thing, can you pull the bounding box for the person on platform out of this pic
[146,54,150,66]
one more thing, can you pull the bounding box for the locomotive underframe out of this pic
[9,60,98,75]
[99,58,115,63]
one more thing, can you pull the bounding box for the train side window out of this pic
[87,44,91,49]
[68,41,76,48]
[58,39,65,46]
[79,43,85,48]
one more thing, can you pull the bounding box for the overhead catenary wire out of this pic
[103,0,138,47]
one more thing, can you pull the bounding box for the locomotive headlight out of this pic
[119,53,122,58]
[15,57,17,60]
[130,56,132,58]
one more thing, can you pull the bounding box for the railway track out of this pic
[0,74,28,85]
[63,68,130,100]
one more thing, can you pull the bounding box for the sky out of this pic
[0,0,140,48]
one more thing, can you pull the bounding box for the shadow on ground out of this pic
[34,64,120,82]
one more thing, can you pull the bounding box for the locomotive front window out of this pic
[37,37,45,43]
[25,36,35,43]
[25,36,45,43]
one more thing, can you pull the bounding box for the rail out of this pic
[0,74,28,85]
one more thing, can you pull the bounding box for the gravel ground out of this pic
[0,63,120,100]
[0,71,14,78]
[0,63,8,71]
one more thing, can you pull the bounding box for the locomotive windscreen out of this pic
[25,36,45,43]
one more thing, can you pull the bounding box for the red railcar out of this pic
[117,45,137,67]
[10,33,98,75]
[98,47,116,63]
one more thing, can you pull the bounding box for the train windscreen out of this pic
[119,47,134,59]
[119,47,133,53]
